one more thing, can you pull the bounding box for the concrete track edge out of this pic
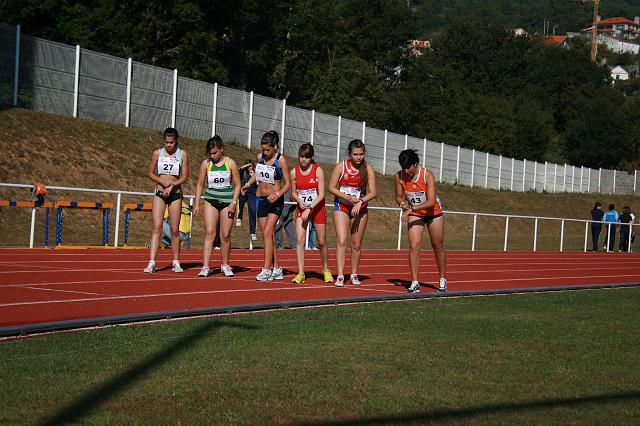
[2,282,639,338]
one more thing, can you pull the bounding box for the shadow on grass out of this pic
[40,320,258,425]
[295,390,640,425]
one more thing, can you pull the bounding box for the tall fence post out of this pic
[470,149,475,188]
[114,192,122,247]
[635,170,638,195]
[310,110,315,145]
[533,162,538,191]
[171,69,177,127]
[584,221,589,252]
[247,91,254,148]
[613,170,617,194]
[498,155,502,190]
[553,163,557,193]
[280,98,286,155]
[543,161,548,192]
[382,130,388,175]
[211,82,218,136]
[522,159,527,192]
[560,219,565,252]
[571,166,575,192]
[510,158,515,192]
[73,45,80,118]
[533,218,538,251]
[580,166,584,192]
[422,138,427,168]
[13,24,20,106]
[336,116,341,163]
[361,121,366,143]
[439,142,444,182]
[598,168,602,193]
[404,134,408,151]
[563,164,567,192]
[455,145,460,183]
[125,58,132,127]
[484,152,489,189]
[588,168,591,193]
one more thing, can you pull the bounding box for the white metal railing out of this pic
[1,182,637,252]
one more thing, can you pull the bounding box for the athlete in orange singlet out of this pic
[395,149,447,293]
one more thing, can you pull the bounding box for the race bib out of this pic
[256,163,276,184]
[339,185,361,201]
[158,157,180,176]
[405,191,426,207]
[207,171,231,189]
[298,188,318,208]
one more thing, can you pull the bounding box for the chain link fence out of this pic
[0,23,637,195]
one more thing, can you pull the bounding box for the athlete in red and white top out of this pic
[328,139,377,287]
[289,143,333,284]
[395,149,446,293]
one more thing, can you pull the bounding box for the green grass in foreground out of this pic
[1,289,639,425]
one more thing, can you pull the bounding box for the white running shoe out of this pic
[350,274,361,286]
[438,278,447,292]
[221,264,234,277]
[269,267,284,280]
[235,218,242,227]
[198,266,209,277]
[407,280,420,293]
[251,233,257,241]
[335,275,345,287]
[143,260,155,273]
[172,260,184,273]
[256,268,272,281]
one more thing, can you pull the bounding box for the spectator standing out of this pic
[275,189,296,249]
[237,160,258,242]
[619,206,633,252]
[604,204,619,252]
[590,201,604,251]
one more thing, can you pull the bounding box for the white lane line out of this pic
[0,284,372,307]
[18,286,117,297]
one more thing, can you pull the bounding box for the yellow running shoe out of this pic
[323,269,334,283]
[292,273,306,284]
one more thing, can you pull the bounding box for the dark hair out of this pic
[298,143,314,160]
[206,135,224,153]
[163,127,179,138]
[261,130,279,147]
[347,139,368,189]
[399,149,420,169]
[609,204,615,210]
[594,201,602,208]
[244,159,254,167]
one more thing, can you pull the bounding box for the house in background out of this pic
[586,16,640,41]
[541,35,573,49]
[405,39,431,57]
[610,65,639,84]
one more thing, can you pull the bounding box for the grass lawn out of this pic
[1,288,639,425]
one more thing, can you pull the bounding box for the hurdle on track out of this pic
[122,202,192,248]
[0,200,53,247]
[55,201,113,247]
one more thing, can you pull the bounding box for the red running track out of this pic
[1,248,640,328]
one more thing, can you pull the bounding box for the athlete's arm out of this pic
[193,159,209,215]
[229,158,241,206]
[360,164,377,204]
[173,150,189,187]
[289,168,304,209]
[395,172,409,210]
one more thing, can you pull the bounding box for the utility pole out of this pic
[590,0,600,62]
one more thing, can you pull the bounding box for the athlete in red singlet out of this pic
[328,139,377,287]
[395,149,447,293]
[289,143,333,284]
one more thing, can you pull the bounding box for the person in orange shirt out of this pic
[395,149,447,293]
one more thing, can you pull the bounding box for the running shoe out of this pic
[251,233,257,241]
[198,266,210,277]
[291,273,306,284]
[438,278,448,292]
[407,280,420,293]
[221,264,234,277]
[172,260,184,273]
[256,268,272,281]
[322,269,334,283]
[350,274,361,286]
[143,260,155,273]
[269,267,284,280]
[335,275,344,287]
